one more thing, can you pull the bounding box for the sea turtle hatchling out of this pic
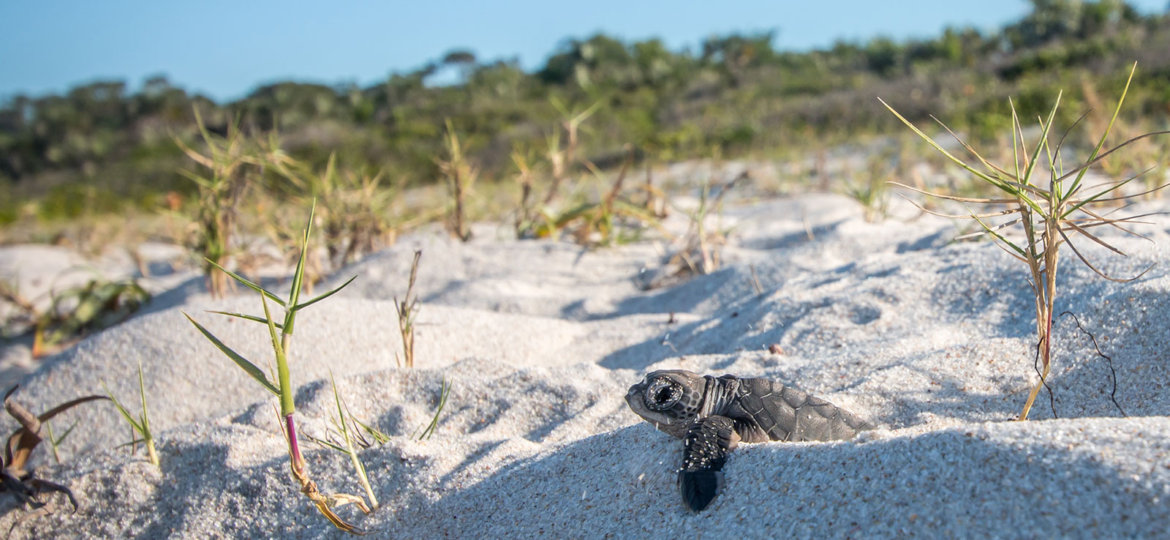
[625,369,872,512]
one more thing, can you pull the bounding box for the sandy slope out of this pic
[1,192,1169,538]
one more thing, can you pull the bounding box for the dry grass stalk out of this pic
[1,386,107,518]
[394,250,422,368]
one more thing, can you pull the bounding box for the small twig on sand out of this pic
[1061,311,1126,416]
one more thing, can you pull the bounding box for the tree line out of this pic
[1,0,1168,222]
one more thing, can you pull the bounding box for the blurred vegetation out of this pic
[2,0,1169,228]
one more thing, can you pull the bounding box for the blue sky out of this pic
[1,1,1167,102]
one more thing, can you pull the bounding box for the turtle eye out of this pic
[644,378,682,411]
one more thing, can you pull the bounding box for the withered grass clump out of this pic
[25,276,149,358]
[881,63,1169,420]
[3,276,158,358]
[1,386,107,517]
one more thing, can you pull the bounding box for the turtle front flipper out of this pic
[677,415,740,512]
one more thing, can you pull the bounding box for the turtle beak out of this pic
[625,386,641,409]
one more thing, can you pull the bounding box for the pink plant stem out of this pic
[285,413,305,471]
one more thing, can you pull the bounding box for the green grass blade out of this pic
[330,372,350,441]
[306,433,348,453]
[115,439,148,449]
[205,259,286,307]
[51,420,79,446]
[137,361,152,437]
[206,310,285,329]
[178,170,215,189]
[184,312,280,396]
[877,98,1000,186]
[1011,99,1023,182]
[351,415,391,445]
[287,201,316,317]
[418,379,451,441]
[1068,174,1144,215]
[1019,91,1062,188]
[293,275,356,312]
[970,213,1028,258]
[1067,62,1136,196]
[103,383,144,434]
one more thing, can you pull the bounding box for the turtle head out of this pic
[625,370,708,437]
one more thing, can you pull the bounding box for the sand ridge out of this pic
[1,193,1169,537]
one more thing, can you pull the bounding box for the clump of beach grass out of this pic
[543,99,602,206]
[673,170,745,276]
[266,149,400,269]
[844,147,897,223]
[174,107,257,298]
[529,145,661,246]
[439,120,477,242]
[184,202,372,533]
[881,63,1170,420]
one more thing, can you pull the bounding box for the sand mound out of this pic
[3,193,1169,537]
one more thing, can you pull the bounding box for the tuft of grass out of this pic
[679,171,744,275]
[511,147,538,238]
[845,150,894,223]
[643,169,744,290]
[512,101,661,245]
[184,202,371,534]
[104,361,158,467]
[174,107,257,298]
[542,99,602,205]
[394,250,422,368]
[266,149,400,269]
[415,379,450,441]
[881,63,1170,420]
[528,147,662,246]
[439,120,477,242]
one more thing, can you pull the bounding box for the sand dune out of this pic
[2,193,1169,537]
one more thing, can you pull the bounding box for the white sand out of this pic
[2,191,1169,538]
